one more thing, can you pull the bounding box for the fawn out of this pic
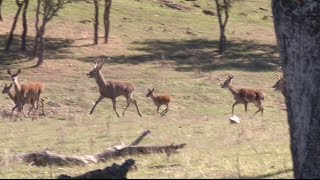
[87,59,142,118]
[2,83,45,119]
[146,88,171,117]
[7,69,45,120]
[221,75,265,115]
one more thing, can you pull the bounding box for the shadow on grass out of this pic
[240,169,293,179]
[0,34,74,70]
[78,38,280,72]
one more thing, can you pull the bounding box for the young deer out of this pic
[87,59,142,118]
[272,76,285,96]
[146,88,171,117]
[2,83,45,119]
[7,69,45,120]
[221,75,265,115]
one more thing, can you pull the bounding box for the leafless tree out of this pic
[5,0,24,51]
[104,0,112,43]
[93,0,99,44]
[21,0,29,51]
[0,0,3,21]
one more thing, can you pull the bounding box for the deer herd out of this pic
[1,59,285,121]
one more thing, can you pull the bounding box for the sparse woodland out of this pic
[0,0,319,179]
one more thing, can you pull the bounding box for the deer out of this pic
[272,76,285,95]
[2,83,45,119]
[221,75,266,115]
[146,88,171,117]
[7,69,45,120]
[87,59,142,118]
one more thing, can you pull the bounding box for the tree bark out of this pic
[93,0,99,45]
[21,0,29,51]
[5,0,24,51]
[272,1,320,178]
[104,0,112,44]
[0,0,3,21]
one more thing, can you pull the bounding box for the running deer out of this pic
[87,59,142,118]
[2,83,45,119]
[7,69,45,120]
[146,88,171,117]
[221,75,265,115]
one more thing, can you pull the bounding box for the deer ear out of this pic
[4,83,7,87]
[7,69,11,75]
[148,88,151,91]
[17,69,21,74]
[152,88,154,91]
[9,83,13,87]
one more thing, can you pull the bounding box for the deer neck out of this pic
[12,78,22,98]
[7,90,17,103]
[227,85,239,97]
[95,71,107,89]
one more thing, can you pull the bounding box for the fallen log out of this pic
[13,130,186,166]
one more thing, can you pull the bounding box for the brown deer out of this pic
[87,59,142,118]
[7,69,45,120]
[2,83,45,119]
[221,75,265,115]
[146,88,171,117]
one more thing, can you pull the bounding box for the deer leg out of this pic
[40,98,45,116]
[161,105,169,117]
[11,105,19,119]
[122,97,131,117]
[90,96,104,115]
[130,96,142,117]
[254,101,263,116]
[32,98,40,121]
[156,105,160,114]
[111,98,120,118]
[244,103,248,114]
[232,102,239,115]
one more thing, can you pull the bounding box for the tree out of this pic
[33,0,64,66]
[0,0,3,21]
[214,0,231,54]
[272,1,320,178]
[93,0,99,44]
[21,0,29,51]
[103,0,112,44]
[5,0,24,51]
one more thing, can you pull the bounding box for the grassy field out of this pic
[0,0,292,178]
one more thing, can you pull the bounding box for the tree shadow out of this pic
[240,169,293,179]
[0,34,74,70]
[78,38,280,72]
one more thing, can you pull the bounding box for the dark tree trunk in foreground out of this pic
[0,0,3,21]
[21,0,29,51]
[5,0,24,51]
[93,0,99,44]
[104,0,112,44]
[272,1,320,178]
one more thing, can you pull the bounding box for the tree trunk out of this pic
[214,0,229,54]
[272,1,320,178]
[32,0,41,59]
[36,19,47,67]
[5,0,24,51]
[93,0,99,45]
[0,0,3,21]
[21,0,29,51]
[104,0,112,44]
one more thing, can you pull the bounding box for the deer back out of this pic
[103,81,135,98]
[236,88,265,102]
[20,83,45,100]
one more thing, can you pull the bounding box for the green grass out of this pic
[0,0,292,179]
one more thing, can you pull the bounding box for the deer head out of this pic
[221,75,233,88]
[146,88,155,97]
[7,69,21,82]
[2,83,13,94]
[272,76,284,92]
[87,59,106,79]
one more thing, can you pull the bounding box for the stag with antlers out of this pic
[221,75,266,115]
[87,59,142,118]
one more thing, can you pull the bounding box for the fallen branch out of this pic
[13,130,186,166]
